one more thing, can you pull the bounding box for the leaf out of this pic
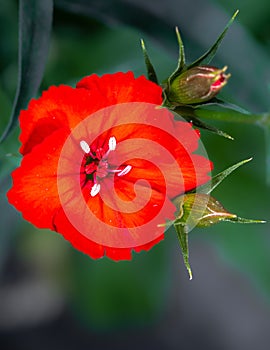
[140,39,158,84]
[0,0,53,143]
[227,217,266,224]
[167,27,186,84]
[194,104,254,123]
[194,158,253,195]
[202,98,250,115]
[55,0,174,45]
[174,109,233,139]
[187,10,239,69]
[174,223,193,280]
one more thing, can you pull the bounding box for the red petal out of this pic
[105,247,132,261]
[20,72,162,155]
[54,209,105,259]
[77,71,163,105]
[19,85,106,155]
[53,203,164,261]
[133,234,164,253]
[54,207,163,261]
[7,128,69,229]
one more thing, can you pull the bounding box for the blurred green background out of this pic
[0,0,270,349]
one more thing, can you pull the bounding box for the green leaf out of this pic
[140,39,158,84]
[55,0,174,47]
[195,158,253,195]
[175,27,186,72]
[174,224,193,280]
[202,98,250,115]
[187,10,239,69]
[174,108,233,139]
[0,0,53,143]
[225,216,266,224]
[194,105,256,124]
[167,27,186,84]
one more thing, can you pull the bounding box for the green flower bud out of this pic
[168,65,230,105]
[174,193,236,230]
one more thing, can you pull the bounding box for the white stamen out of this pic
[80,140,90,154]
[117,165,132,176]
[108,136,117,151]
[90,183,101,197]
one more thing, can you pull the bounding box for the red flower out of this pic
[8,72,212,260]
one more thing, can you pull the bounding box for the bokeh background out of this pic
[1,0,270,349]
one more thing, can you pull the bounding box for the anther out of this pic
[108,136,117,151]
[117,165,132,176]
[90,183,101,197]
[80,140,90,154]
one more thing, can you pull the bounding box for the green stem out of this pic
[194,108,269,126]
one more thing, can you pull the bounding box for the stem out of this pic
[194,108,269,126]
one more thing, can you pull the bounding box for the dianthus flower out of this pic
[8,72,212,260]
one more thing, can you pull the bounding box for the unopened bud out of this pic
[168,66,230,105]
[175,193,236,230]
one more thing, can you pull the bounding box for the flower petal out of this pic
[77,71,163,105]
[20,72,163,155]
[8,128,68,229]
[53,206,164,261]
[19,85,105,155]
[53,208,105,259]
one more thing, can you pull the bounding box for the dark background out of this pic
[0,0,270,349]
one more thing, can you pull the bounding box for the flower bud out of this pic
[174,193,236,230]
[168,66,230,105]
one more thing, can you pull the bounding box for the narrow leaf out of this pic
[167,27,186,84]
[176,27,185,71]
[174,224,193,280]
[140,39,158,84]
[175,112,233,140]
[202,98,250,115]
[193,100,254,123]
[195,158,253,195]
[187,10,239,69]
[0,0,53,143]
[225,217,266,224]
